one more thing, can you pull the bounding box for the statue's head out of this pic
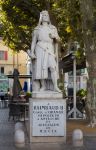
[39,10,50,25]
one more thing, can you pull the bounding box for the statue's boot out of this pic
[40,87,46,91]
[54,86,61,93]
[51,70,61,92]
[40,80,46,91]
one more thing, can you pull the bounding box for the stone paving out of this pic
[0,108,30,150]
[0,108,96,150]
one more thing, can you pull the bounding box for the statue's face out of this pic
[42,11,50,23]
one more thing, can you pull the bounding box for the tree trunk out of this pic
[80,0,96,127]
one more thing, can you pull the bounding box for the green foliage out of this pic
[0,0,84,53]
[58,81,64,91]
[51,0,83,48]
[0,0,40,51]
[26,92,32,97]
[75,49,84,59]
[25,92,32,101]
[74,48,86,65]
[76,89,87,98]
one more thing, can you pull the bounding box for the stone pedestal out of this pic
[28,91,66,143]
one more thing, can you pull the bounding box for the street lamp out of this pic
[67,41,82,119]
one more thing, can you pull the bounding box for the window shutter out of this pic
[4,51,8,60]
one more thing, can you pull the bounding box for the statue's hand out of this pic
[27,49,36,59]
[27,49,31,57]
[49,33,60,42]
[31,52,36,59]
[49,33,55,39]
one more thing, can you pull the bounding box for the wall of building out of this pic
[0,39,28,88]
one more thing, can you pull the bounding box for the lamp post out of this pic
[67,42,82,119]
[73,56,77,118]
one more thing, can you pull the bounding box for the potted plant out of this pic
[76,89,87,99]
[76,89,87,112]
[25,92,32,102]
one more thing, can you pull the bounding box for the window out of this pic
[1,67,4,74]
[68,69,82,76]
[81,69,85,74]
[0,51,8,60]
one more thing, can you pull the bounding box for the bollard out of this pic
[72,129,83,147]
[14,129,25,148]
[15,122,23,131]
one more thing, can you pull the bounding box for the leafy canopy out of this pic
[0,0,83,53]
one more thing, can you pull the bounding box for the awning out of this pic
[7,74,31,78]
[59,53,86,73]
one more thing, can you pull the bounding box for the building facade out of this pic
[0,39,28,89]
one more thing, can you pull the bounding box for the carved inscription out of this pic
[32,101,66,136]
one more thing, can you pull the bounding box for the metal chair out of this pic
[8,103,22,121]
